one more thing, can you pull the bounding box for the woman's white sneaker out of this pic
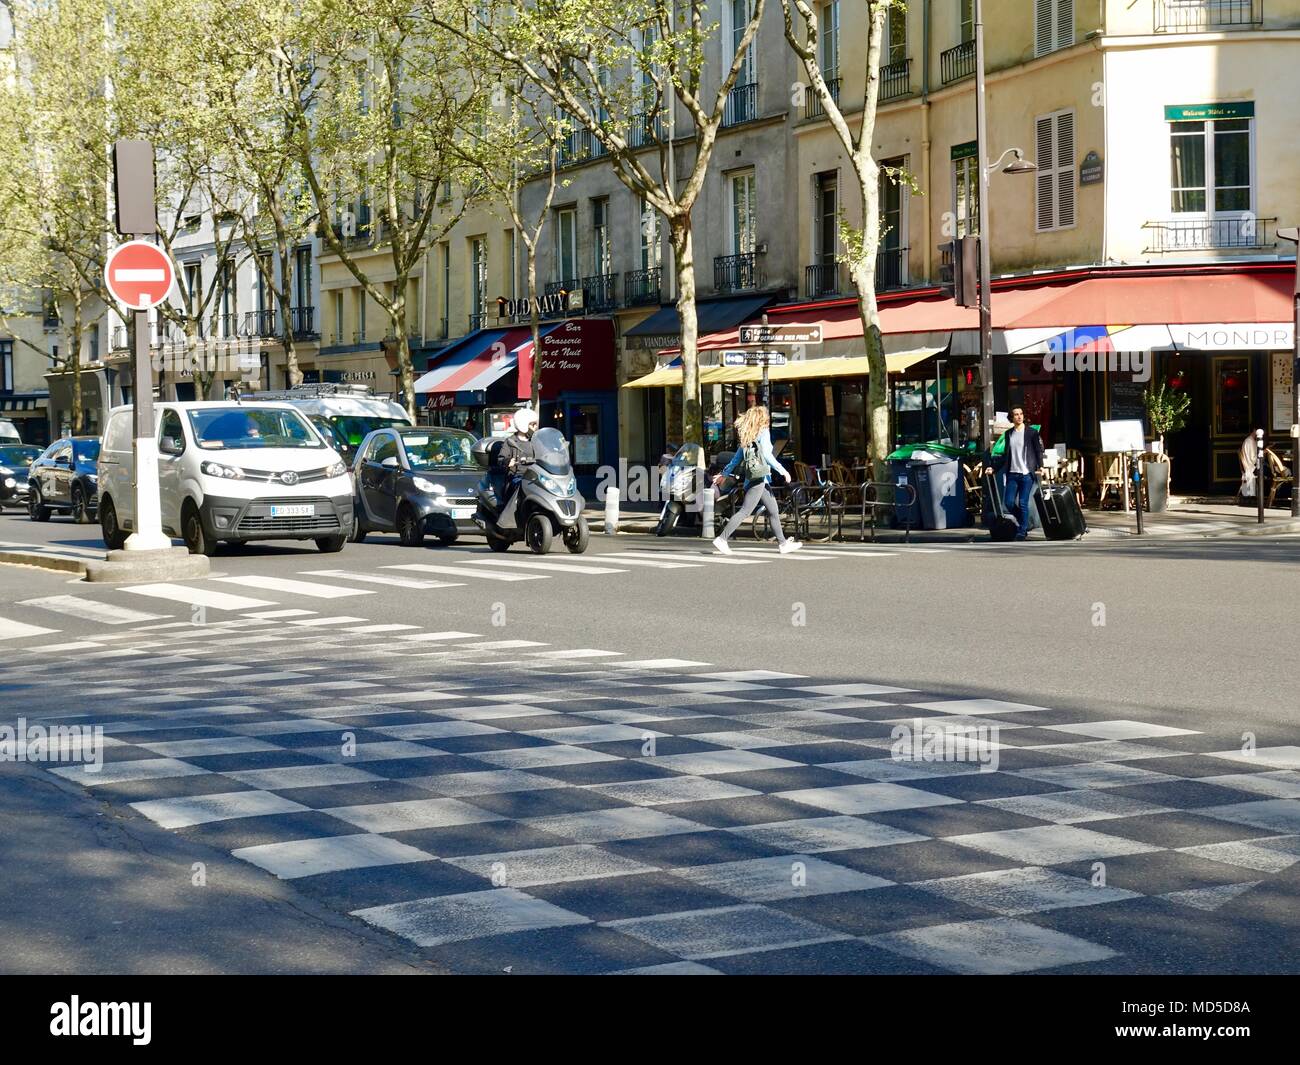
[779,540,803,554]
[712,536,733,555]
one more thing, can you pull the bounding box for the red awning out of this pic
[689,265,1295,350]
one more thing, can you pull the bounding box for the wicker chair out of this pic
[1265,449,1294,509]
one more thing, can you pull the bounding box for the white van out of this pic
[98,401,354,555]
[0,419,21,443]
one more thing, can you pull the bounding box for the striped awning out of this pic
[622,349,939,389]
[413,327,535,394]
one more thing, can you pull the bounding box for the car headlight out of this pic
[200,460,245,480]
[412,477,445,495]
[86,474,97,483]
[327,461,347,478]
[3,477,14,489]
[0,466,11,476]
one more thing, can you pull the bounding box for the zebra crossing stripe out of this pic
[288,616,369,627]
[18,595,167,626]
[341,623,420,634]
[0,617,60,641]
[243,609,317,619]
[573,555,701,569]
[119,584,277,611]
[453,639,550,650]
[529,649,625,659]
[384,563,547,582]
[212,575,374,599]
[459,558,629,575]
[619,550,768,565]
[398,631,481,642]
[300,569,465,590]
[609,658,712,669]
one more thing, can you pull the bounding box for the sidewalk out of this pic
[584,497,1300,543]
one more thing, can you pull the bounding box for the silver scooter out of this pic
[473,427,589,554]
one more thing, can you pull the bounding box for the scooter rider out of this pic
[494,407,539,530]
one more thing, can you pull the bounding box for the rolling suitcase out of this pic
[1035,482,1088,540]
[982,469,1019,542]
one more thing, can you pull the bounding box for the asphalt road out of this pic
[0,505,1297,974]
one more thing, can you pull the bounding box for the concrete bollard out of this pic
[604,484,620,535]
[701,482,715,539]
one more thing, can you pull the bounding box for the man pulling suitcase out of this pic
[986,407,1043,542]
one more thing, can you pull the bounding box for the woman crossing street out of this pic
[712,405,802,555]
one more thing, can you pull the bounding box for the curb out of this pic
[0,551,90,576]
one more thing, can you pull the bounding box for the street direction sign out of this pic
[104,240,175,311]
[738,323,822,346]
[722,349,787,367]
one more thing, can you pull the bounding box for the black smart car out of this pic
[352,427,480,546]
[0,443,42,509]
[28,436,101,523]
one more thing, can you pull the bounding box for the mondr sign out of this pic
[104,240,175,311]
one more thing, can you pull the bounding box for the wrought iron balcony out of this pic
[218,313,240,339]
[546,274,618,313]
[438,316,449,339]
[805,262,841,298]
[714,252,760,293]
[1155,0,1262,32]
[290,306,316,338]
[628,112,664,149]
[243,309,278,338]
[111,326,128,351]
[877,246,909,291]
[354,328,368,344]
[468,312,487,332]
[881,59,912,102]
[940,40,975,85]
[722,81,758,128]
[804,78,840,120]
[624,267,662,306]
[1142,216,1276,253]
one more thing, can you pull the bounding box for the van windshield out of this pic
[325,416,409,452]
[188,407,324,450]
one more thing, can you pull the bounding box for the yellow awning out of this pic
[623,348,941,388]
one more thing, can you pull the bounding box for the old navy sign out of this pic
[1169,323,1293,350]
[517,318,616,399]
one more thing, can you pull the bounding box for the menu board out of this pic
[1272,352,1294,432]
[1109,379,1148,428]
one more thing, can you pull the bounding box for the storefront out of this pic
[1,392,51,446]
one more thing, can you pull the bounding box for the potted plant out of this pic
[1143,382,1190,511]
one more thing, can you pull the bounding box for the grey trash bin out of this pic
[910,455,966,530]
[886,459,921,528]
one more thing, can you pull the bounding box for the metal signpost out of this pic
[107,140,173,552]
[1278,227,1300,517]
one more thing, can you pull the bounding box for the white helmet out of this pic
[512,407,539,434]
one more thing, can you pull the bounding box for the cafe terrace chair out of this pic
[1265,449,1294,509]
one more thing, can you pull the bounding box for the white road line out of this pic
[453,639,549,650]
[585,555,702,569]
[300,569,464,590]
[119,584,277,611]
[459,558,629,575]
[397,631,481,642]
[619,550,769,565]
[529,649,625,659]
[385,563,548,582]
[288,616,369,627]
[243,609,317,619]
[212,575,374,599]
[341,623,420,634]
[609,658,712,669]
[18,595,167,626]
[0,617,60,641]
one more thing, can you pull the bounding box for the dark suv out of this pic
[29,437,101,523]
[0,444,42,509]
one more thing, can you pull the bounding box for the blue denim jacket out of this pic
[723,427,789,485]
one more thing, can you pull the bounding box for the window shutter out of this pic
[1056,0,1075,51]
[1056,111,1075,228]
[1034,0,1053,58]
[1035,116,1055,230]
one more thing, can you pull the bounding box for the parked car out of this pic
[352,426,479,546]
[98,401,354,555]
[28,437,100,523]
[0,443,42,510]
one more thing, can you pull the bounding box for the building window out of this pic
[1034,109,1076,232]
[820,1,839,80]
[960,0,973,43]
[218,259,236,336]
[506,229,517,299]
[727,0,757,85]
[1033,0,1074,59]
[639,197,662,271]
[355,288,367,341]
[470,237,487,319]
[879,157,908,288]
[886,3,906,66]
[333,291,344,343]
[815,171,838,266]
[295,246,312,309]
[592,198,610,276]
[1170,115,1253,215]
[729,170,757,256]
[183,262,201,317]
[952,144,979,238]
[1,340,13,392]
[440,243,451,336]
[555,207,577,281]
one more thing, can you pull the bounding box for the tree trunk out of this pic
[395,300,415,419]
[280,247,302,387]
[670,217,702,447]
[70,296,84,435]
[851,165,889,473]
[527,248,541,407]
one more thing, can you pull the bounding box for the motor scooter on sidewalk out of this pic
[473,427,589,554]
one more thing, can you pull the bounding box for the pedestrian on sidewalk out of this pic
[711,405,802,555]
[988,406,1044,541]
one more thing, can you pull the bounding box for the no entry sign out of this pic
[104,240,175,311]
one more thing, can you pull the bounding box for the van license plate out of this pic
[452,507,474,520]
[270,504,314,517]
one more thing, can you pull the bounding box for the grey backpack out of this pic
[742,442,769,483]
